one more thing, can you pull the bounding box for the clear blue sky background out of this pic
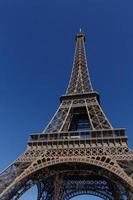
[0,0,133,199]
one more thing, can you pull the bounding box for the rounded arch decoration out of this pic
[1,156,132,199]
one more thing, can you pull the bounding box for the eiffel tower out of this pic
[0,31,133,200]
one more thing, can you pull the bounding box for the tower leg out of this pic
[37,181,54,200]
[128,190,133,200]
[53,174,64,200]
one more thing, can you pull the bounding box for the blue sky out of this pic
[0,0,133,199]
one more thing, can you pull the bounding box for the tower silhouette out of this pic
[0,32,133,200]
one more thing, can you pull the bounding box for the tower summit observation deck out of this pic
[0,32,133,200]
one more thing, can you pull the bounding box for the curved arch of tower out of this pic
[0,32,133,200]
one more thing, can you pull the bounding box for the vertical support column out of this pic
[53,174,64,200]
[37,181,53,200]
[128,190,133,200]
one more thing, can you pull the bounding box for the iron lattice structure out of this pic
[0,32,133,200]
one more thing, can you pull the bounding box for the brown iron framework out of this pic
[0,31,133,200]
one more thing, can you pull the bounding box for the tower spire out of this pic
[66,31,93,95]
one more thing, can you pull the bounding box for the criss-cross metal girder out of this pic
[66,32,93,94]
[0,32,133,200]
[44,32,112,133]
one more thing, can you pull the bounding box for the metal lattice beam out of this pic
[0,31,133,200]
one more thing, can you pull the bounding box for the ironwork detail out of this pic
[0,31,133,200]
